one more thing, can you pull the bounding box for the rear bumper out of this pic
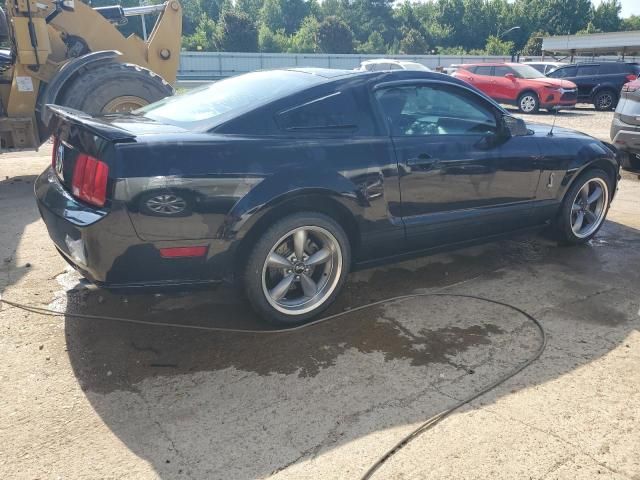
[611,118,640,155]
[35,167,228,288]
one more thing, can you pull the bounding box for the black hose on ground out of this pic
[0,292,546,479]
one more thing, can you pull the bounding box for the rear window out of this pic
[493,66,512,77]
[136,70,325,131]
[597,63,622,74]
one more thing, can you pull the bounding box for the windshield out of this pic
[510,64,547,79]
[136,70,325,131]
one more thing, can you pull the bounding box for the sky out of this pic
[592,0,640,18]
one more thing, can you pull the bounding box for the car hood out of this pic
[528,78,577,89]
[526,122,597,139]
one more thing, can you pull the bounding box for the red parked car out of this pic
[453,63,578,113]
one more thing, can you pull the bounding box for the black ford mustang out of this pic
[36,68,619,324]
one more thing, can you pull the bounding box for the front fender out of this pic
[559,141,619,199]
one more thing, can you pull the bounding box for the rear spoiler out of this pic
[46,105,137,142]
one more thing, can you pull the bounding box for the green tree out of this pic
[357,31,387,54]
[591,0,622,32]
[622,15,640,31]
[199,0,226,22]
[258,25,291,52]
[340,0,396,44]
[521,31,545,56]
[289,15,319,52]
[317,16,353,53]
[182,14,216,51]
[400,29,428,54]
[577,21,602,35]
[235,0,263,20]
[216,9,258,51]
[485,35,514,55]
[260,0,310,35]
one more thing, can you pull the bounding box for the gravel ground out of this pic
[1,107,639,479]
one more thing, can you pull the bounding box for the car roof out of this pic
[284,67,359,78]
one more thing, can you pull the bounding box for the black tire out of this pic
[517,91,540,114]
[58,62,174,114]
[593,89,617,111]
[554,169,612,245]
[243,212,351,325]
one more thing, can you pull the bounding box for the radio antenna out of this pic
[547,107,559,136]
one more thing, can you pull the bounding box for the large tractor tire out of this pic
[57,62,174,114]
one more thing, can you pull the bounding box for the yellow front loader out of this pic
[0,0,182,149]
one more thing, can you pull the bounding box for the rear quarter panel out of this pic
[117,132,402,262]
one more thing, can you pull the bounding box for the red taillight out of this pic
[51,136,59,168]
[71,153,109,207]
[625,74,638,82]
[159,246,208,258]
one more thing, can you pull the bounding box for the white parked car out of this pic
[357,59,432,72]
[523,61,566,75]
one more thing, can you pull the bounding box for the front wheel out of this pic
[554,169,611,244]
[518,92,540,114]
[243,212,351,325]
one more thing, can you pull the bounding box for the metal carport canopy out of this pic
[543,31,640,56]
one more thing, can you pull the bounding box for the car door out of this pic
[576,64,600,99]
[374,81,542,248]
[491,65,519,102]
[470,65,494,95]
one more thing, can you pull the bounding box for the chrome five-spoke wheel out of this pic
[261,226,343,315]
[570,178,609,239]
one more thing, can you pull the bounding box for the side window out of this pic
[375,84,497,137]
[550,66,576,78]
[578,65,599,76]
[475,66,492,76]
[276,91,369,134]
[493,66,513,77]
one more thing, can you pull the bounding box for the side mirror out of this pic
[505,73,516,81]
[502,115,528,137]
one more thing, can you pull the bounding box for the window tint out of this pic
[577,65,599,76]
[494,66,513,77]
[549,66,576,78]
[598,63,621,74]
[138,70,324,131]
[475,66,492,76]
[375,84,497,137]
[276,91,364,133]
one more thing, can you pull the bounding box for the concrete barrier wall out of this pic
[177,51,640,80]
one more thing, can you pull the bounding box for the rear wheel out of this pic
[593,89,617,111]
[554,169,611,244]
[243,212,351,325]
[518,92,540,114]
[58,62,174,114]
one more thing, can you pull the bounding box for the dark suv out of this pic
[611,79,640,174]
[548,62,640,110]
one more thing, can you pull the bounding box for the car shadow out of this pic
[0,174,42,292]
[60,219,640,478]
